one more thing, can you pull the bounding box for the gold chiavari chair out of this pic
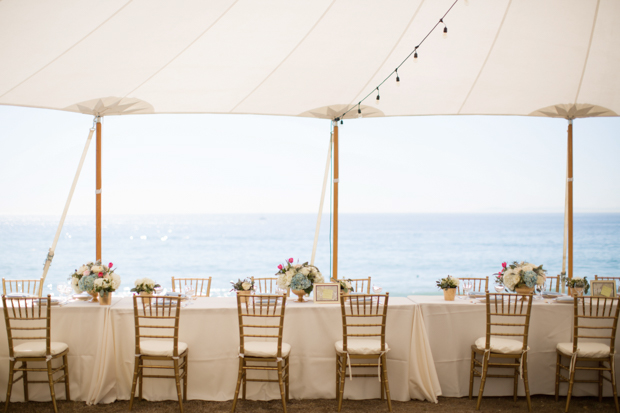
[232,294,290,413]
[171,277,211,297]
[555,296,620,413]
[129,295,188,413]
[547,275,561,292]
[336,293,391,412]
[2,295,70,413]
[469,292,533,411]
[458,277,489,295]
[251,277,280,294]
[2,278,43,297]
[349,277,371,294]
[595,275,620,283]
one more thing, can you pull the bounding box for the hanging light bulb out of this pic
[357,103,362,118]
[376,88,380,104]
[441,19,448,39]
[340,119,343,125]
[414,48,418,62]
[395,69,400,87]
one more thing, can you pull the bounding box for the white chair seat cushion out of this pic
[557,342,611,358]
[240,341,291,358]
[13,341,68,358]
[474,337,528,354]
[140,340,188,357]
[335,339,389,355]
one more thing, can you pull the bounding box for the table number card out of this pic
[591,280,617,298]
[314,283,340,304]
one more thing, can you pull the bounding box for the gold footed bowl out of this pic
[88,291,99,303]
[292,289,307,302]
[514,285,535,300]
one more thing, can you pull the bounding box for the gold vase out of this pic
[88,291,99,303]
[99,292,112,305]
[292,289,307,302]
[443,288,456,301]
[514,285,535,300]
[140,292,152,306]
[237,290,251,304]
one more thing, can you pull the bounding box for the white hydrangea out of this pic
[94,278,104,288]
[110,273,121,290]
[300,267,311,276]
[71,277,80,294]
[241,282,252,291]
[503,269,520,291]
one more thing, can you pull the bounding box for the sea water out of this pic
[0,214,618,297]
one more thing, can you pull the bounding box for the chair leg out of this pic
[335,356,339,398]
[22,361,28,402]
[183,354,188,401]
[599,361,604,403]
[241,359,247,401]
[277,360,287,413]
[555,353,561,402]
[138,358,143,402]
[47,359,58,413]
[469,349,475,400]
[173,359,184,413]
[513,358,519,402]
[129,356,140,411]
[610,357,619,413]
[231,357,244,413]
[337,354,347,412]
[476,353,490,411]
[565,365,576,413]
[285,357,290,401]
[4,360,15,413]
[522,354,532,412]
[381,353,392,412]
[380,356,384,401]
[63,354,71,401]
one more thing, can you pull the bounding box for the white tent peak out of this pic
[64,97,154,117]
[529,103,617,120]
[298,104,384,120]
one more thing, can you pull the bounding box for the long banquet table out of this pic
[0,296,441,404]
[409,295,620,398]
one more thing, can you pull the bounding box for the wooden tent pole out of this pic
[332,121,339,280]
[567,119,573,280]
[96,117,102,261]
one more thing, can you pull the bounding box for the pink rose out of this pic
[288,258,294,263]
[108,262,113,268]
[83,269,90,276]
[98,272,103,278]
[278,264,283,270]
[501,262,507,268]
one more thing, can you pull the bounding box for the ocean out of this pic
[0,213,618,297]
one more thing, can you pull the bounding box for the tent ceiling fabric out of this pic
[0,0,618,119]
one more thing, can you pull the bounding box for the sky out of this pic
[0,105,619,215]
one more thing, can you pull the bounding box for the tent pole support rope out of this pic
[567,119,574,283]
[41,125,95,285]
[332,121,339,280]
[311,127,333,266]
[96,116,102,261]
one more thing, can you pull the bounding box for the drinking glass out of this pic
[184,286,196,300]
[463,282,473,299]
[372,285,383,294]
[154,285,163,295]
[494,284,504,293]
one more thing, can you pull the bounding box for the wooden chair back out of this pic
[594,275,620,282]
[133,295,183,358]
[2,295,52,359]
[171,277,211,297]
[482,293,533,352]
[251,277,290,297]
[458,277,488,295]
[339,293,389,353]
[2,278,43,297]
[236,294,287,358]
[571,296,620,355]
[547,275,561,292]
[348,277,371,294]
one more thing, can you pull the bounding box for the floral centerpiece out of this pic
[332,278,354,294]
[276,258,324,302]
[566,276,589,296]
[436,275,459,301]
[131,278,161,294]
[496,261,546,293]
[230,278,255,292]
[71,261,118,302]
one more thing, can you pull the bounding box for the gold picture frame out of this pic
[590,280,617,298]
[313,283,340,304]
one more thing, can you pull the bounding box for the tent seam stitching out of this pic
[0,0,135,100]
[122,0,241,100]
[346,0,427,108]
[574,0,600,105]
[228,0,338,113]
[457,0,512,115]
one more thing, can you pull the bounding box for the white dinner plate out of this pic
[555,296,575,304]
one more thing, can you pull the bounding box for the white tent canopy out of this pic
[1,0,618,119]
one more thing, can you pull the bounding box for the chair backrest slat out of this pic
[457,277,489,295]
[572,296,620,354]
[133,295,182,357]
[2,295,52,359]
[547,275,561,292]
[237,294,287,357]
[483,292,533,351]
[2,278,43,297]
[340,293,389,353]
[171,277,212,297]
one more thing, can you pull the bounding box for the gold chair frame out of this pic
[171,277,211,297]
[458,277,489,295]
[336,293,391,412]
[232,294,289,413]
[130,295,188,413]
[547,275,561,292]
[555,296,620,413]
[2,278,43,297]
[251,277,290,296]
[469,293,533,411]
[594,275,620,282]
[2,295,70,413]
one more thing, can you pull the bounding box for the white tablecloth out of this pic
[409,295,620,397]
[102,296,439,403]
[0,298,121,403]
